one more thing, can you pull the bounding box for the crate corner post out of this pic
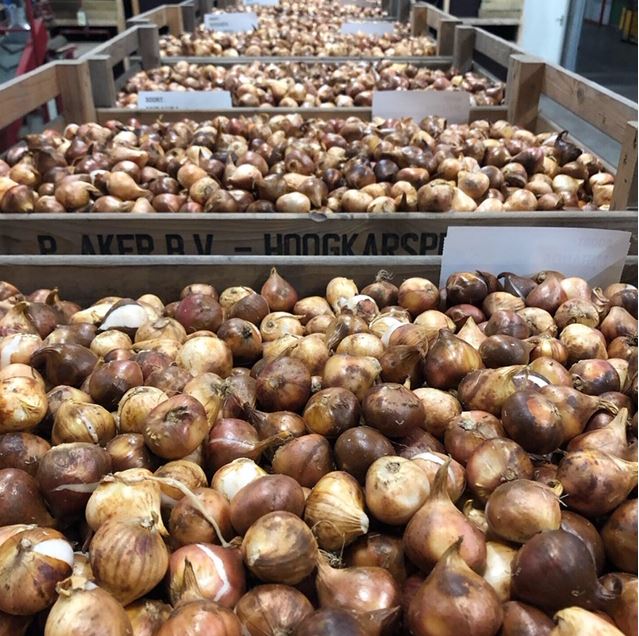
[139,23,162,69]
[611,120,639,211]
[437,18,461,56]
[86,54,118,109]
[506,53,545,131]
[452,24,476,72]
[410,2,428,36]
[55,60,97,125]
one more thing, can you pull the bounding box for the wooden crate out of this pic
[84,25,507,121]
[1,255,635,305]
[80,24,161,110]
[411,1,519,49]
[0,27,634,261]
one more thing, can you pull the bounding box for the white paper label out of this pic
[340,20,394,35]
[138,91,232,110]
[372,90,471,124]
[203,11,258,31]
[244,0,277,5]
[440,227,631,288]
[76,9,87,25]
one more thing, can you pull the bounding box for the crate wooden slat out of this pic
[158,54,453,65]
[1,212,635,257]
[127,3,184,35]
[1,255,635,305]
[0,60,95,132]
[94,105,508,124]
[410,1,520,47]
[80,24,161,109]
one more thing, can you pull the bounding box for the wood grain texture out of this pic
[88,27,140,65]
[542,64,638,143]
[437,19,460,56]
[95,105,508,123]
[161,55,452,66]
[138,24,161,69]
[55,61,96,124]
[165,5,183,35]
[0,63,59,129]
[1,211,635,257]
[507,54,544,130]
[180,1,195,32]
[611,121,638,211]
[474,28,522,69]
[1,255,635,305]
[88,55,118,107]
[453,25,475,72]
[410,3,428,36]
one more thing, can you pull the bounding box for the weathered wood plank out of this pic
[507,54,544,130]
[88,55,118,108]
[474,28,521,70]
[180,0,196,32]
[160,55,453,66]
[453,24,475,71]
[88,27,140,65]
[542,63,638,143]
[1,211,634,257]
[0,63,59,130]
[438,19,459,56]
[138,23,161,69]
[55,61,96,125]
[411,2,428,36]
[611,121,638,211]
[1,255,635,305]
[94,105,509,124]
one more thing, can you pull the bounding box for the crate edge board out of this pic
[2,211,635,256]
[95,105,508,123]
[1,211,635,221]
[156,55,454,65]
[1,255,635,304]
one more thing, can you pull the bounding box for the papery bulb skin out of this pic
[423,330,484,390]
[304,471,369,550]
[44,576,133,636]
[235,584,313,636]
[557,450,637,517]
[485,479,561,543]
[404,460,486,573]
[501,601,554,636]
[261,268,298,313]
[407,540,502,636]
[316,558,401,614]
[512,529,617,612]
[550,607,625,636]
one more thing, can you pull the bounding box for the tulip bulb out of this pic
[304,471,369,550]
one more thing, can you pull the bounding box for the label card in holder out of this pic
[340,21,394,35]
[372,90,471,124]
[204,12,258,31]
[440,227,631,288]
[138,91,233,110]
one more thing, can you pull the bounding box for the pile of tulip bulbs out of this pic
[0,114,615,213]
[0,267,636,635]
[116,61,504,109]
